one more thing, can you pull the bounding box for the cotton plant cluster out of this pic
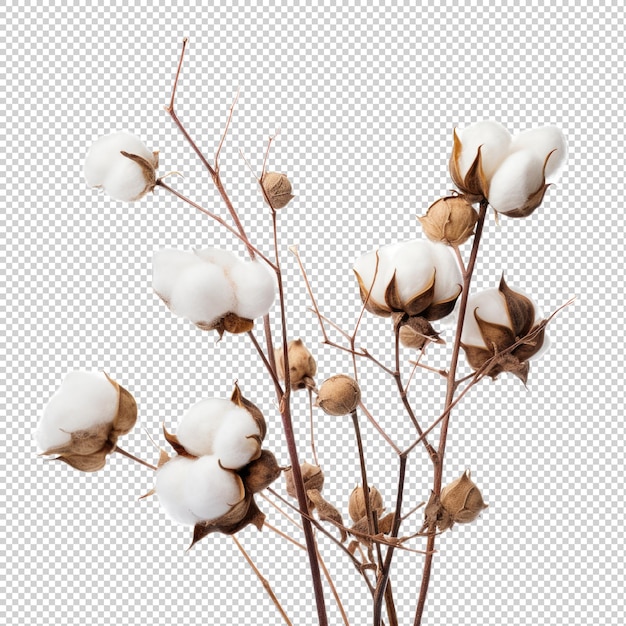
[152,248,275,336]
[36,41,571,626]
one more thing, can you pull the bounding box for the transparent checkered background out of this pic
[2,1,624,624]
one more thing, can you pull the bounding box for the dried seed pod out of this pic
[316,375,361,416]
[419,195,479,247]
[307,489,347,542]
[439,469,488,530]
[398,316,445,350]
[284,462,325,508]
[274,339,317,390]
[261,171,294,209]
[240,449,284,493]
[348,485,384,523]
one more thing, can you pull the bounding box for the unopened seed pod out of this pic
[316,375,361,416]
[440,469,488,529]
[261,171,294,209]
[348,485,384,522]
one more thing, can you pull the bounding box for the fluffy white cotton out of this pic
[353,243,401,308]
[212,405,262,469]
[152,250,199,301]
[175,398,261,468]
[426,242,462,302]
[461,289,508,349]
[84,133,153,188]
[155,455,245,526]
[487,151,545,215]
[194,248,239,271]
[169,263,236,326]
[35,371,119,451]
[354,241,461,312]
[100,157,152,202]
[457,121,512,181]
[153,248,276,329]
[228,260,276,320]
[183,455,245,522]
[510,126,567,183]
[155,456,199,525]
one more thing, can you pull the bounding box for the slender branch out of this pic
[316,544,352,626]
[264,521,307,551]
[114,446,157,471]
[155,180,275,268]
[215,90,239,171]
[373,454,408,626]
[413,199,488,626]
[309,388,320,467]
[358,401,402,456]
[232,535,293,626]
[248,330,283,394]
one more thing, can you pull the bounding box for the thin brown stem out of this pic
[215,90,239,171]
[155,180,275,268]
[248,330,283,394]
[232,535,293,626]
[113,446,157,471]
[358,401,402,456]
[413,199,488,626]
[309,388,320,467]
[264,521,307,551]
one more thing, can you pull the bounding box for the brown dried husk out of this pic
[348,485,384,523]
[274,339,317,390]
[448,130,489,202]
[398,316,444,350]
[284,462,325,508]
[261,171,294,209]
[119,150,158,201]
[307,489,347,542]
[231,383,267,442]
[440,469,488,527]
[419,195,478,246]
[240,449,283,493]
[316,374,361,416]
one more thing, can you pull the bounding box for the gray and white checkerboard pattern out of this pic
[2,1,624,624]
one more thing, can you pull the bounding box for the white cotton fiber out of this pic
[84,132,153,187]
[511,126,567,183]
[183,455,245,522]
[392,241,437,305]
[353,243,400,309]
[194,248,239,271]
[169,262,236,326]
[101,157,152,202]
[35,371,118,452]
[461,289,508,348]
[152,249,199,302]
[155,456,199,525]
[457,121,512,181]
[429,242,463,302]
[229,260,276,320]
[212,405,262,469]
[175,398,232,457]
[487,150,545,215]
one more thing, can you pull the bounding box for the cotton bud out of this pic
[274,339,317,390]
[353,240,462,320]
[316,375,361,416]
[260,171,294,209]
[84,132,158,202]
[449,121,566,217]
[35,371,137,472]
[419,195,479,247]
[348,486,384,523]
[153,248,275,337]
[284,462,325,508]
[439,469,488,530]
[461,276,547,384]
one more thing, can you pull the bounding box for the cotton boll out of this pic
[457,121,512,181]
[461,289,507,349]
[391,241,437,305]
[487,150,545,215]
[84,132,153,187]
[183,455,245,522]
[212,405,262,469]
[169,263,236,326]
[353,243,402,310]
[429,242,463,302]
[152,249,199,303]
[176,398,232,457]
[101,156,154,202]
[511,126,567,182]
[194,248,239,270]
[229,260,276,320]
[35,371,119,451]
[155,456,200,525]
